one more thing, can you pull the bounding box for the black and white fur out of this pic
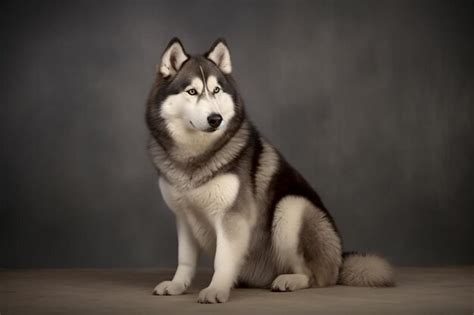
[146,38,394,304]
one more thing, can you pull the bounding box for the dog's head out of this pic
[147,38,244,157]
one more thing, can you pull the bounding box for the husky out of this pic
[146,38,394,303]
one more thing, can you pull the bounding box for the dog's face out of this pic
[147,38,243,155]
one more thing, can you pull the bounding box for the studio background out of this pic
[1,0,473,268]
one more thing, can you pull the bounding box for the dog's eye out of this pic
[213,87,220,94]
[187,89,197,95]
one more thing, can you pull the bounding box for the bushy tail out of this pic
[338,252,395,287]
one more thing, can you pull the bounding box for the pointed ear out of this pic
[206,38,232,74]
[158,38,189,77]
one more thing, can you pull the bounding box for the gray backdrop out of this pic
[1,0,473,268]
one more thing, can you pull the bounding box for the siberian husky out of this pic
[146,38,394,303]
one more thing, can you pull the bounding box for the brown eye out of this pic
[187,89,197,95]
[213,87,221,94]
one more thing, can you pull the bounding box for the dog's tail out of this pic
[338,252,395,287]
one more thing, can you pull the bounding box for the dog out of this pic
[146,38,394,303]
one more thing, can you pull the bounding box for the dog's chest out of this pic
[160,173,240,215]
[159,173,240,249]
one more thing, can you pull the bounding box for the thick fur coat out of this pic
[146,38,394,303]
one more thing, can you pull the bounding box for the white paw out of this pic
[271,274,309,292]
[153,281,186,295]
[197,286,230,303]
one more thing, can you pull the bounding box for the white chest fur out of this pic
[159,173,240,250]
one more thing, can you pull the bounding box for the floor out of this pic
[0,267,473,314]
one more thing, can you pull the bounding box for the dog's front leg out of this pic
[154,214,199,295]
[198,214,250,303]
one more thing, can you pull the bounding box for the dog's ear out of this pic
[206,38,232,74]
[158,37,189,78]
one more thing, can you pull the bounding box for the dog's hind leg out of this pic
[300,200,342,287]
[271,196,312,291]
[271,196,342,291]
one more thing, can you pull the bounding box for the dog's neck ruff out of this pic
[149,120,251,190]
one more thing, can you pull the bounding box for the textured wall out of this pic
[1,0,473,267]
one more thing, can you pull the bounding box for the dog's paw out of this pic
[197,286,230,303]
[271,274,309,292]
[153,281,186,296]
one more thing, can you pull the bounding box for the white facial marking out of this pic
[206,76,220,92]
[159,71,236,158]
[184,78,204,95]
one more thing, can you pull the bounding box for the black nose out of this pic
[207,113,223,129]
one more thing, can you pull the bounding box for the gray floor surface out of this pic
[1,267,473,314]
